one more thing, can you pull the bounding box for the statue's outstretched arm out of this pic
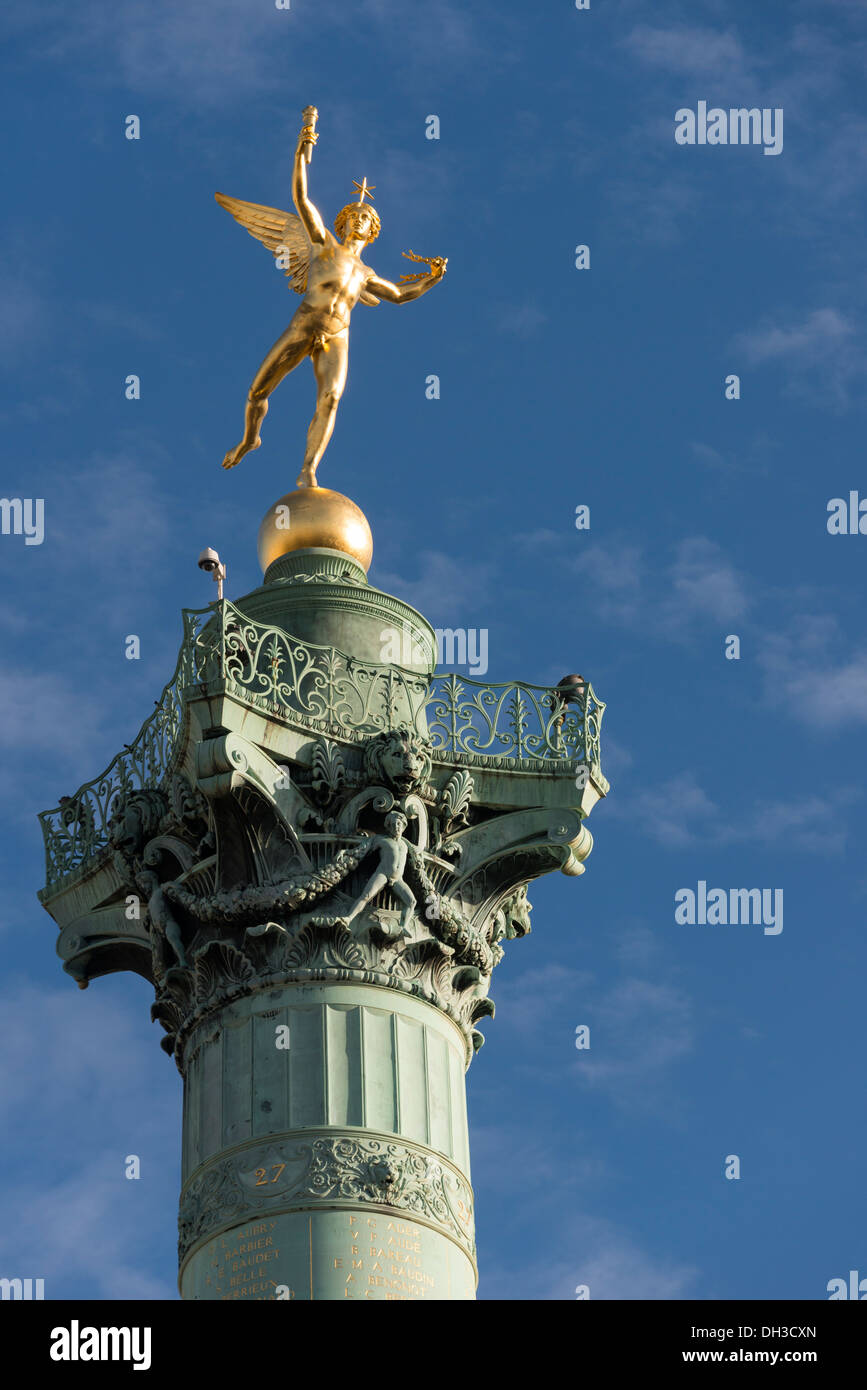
[292,107,328,245]
[366,263,446,305]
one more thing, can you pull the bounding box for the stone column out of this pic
[178,981,475,1300]
[38,487,608,1302]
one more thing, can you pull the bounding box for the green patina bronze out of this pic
[37,551,609,1301]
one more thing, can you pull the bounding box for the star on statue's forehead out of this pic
[351,178,376,204]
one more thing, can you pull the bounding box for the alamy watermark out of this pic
[0,497,44,545]
[827,492,867,535]
[675,881,783,935]
[675,103,783,156]
[1,1277,44,1299]
[50,1323,151,1370]
[380,623,488,677]
[827,1270,867,1299]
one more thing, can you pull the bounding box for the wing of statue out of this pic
[215,192,316,294]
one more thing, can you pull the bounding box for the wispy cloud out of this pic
[732,308,864,406]
[3,0,495,106]
[575,976,695,1096]
[373,549,495,620]
[735,307,855,365]
[608,769,860,853]
[489,961,695,1105]
[0,667,107,763]
[758,615,867,726]
[0,274,50,367]
[488,964,594,1037]
[496,300,548,336]
[0,980,179,1298]
[623,23,752,83]
[572,536,749,635]
[689,435,779,479]
[479,1207,700,1300]
[568,536,867,735]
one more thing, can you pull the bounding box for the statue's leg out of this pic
[222,315,313,470]
[336,869,387,928]
[392,880,417,935]
[165,919,188,969]
[296,331,349,487]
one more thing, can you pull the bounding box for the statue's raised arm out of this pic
[215,104,447,487]
[291,106,328,246]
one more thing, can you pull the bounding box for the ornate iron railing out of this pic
[38,608,209,892]
[192,601,431,734]
[424,672,604,769]
[40,602,605,891]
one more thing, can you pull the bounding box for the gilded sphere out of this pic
[257,487,373,574]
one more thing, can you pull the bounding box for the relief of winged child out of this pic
[216,106,447,487]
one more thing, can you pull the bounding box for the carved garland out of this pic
[178,1135,476,1264]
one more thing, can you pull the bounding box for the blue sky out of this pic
[1,0,865,1300]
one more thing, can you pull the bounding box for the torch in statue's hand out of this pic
[300,106,319,163]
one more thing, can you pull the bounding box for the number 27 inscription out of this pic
[254,1163,286,1186]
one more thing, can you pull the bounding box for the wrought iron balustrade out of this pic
[40,602,605,891]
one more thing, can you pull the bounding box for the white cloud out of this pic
[372,549,495,621]
[487,964,594,1036]
[667,537,750,625]
[758,617,867,726]
[608,768,859,853]
[497,300,548,335]
[0,276,49,365]
[607,173,697,248]
[0,669,107,762]
[732,309,864,406]
[0,981,170,1121]
[4,1162,177,1300]
[623,23,751,82]
[690,441,728,470]
[735,308,855,365]
[487,960,695,1105]
[479,1208,699,1300]
[576,977,695,1091]
[0,979,179,1297]
[572,537,749,634]
[607,772,718,849]
[4,0,491,106]
[471,1123,607,1196]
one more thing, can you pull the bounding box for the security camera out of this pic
[198,547,221,573]
[197,547,227,599]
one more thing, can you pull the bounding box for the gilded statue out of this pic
[216,106,447,486]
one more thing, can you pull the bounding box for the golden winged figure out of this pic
[216,107,447,487]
